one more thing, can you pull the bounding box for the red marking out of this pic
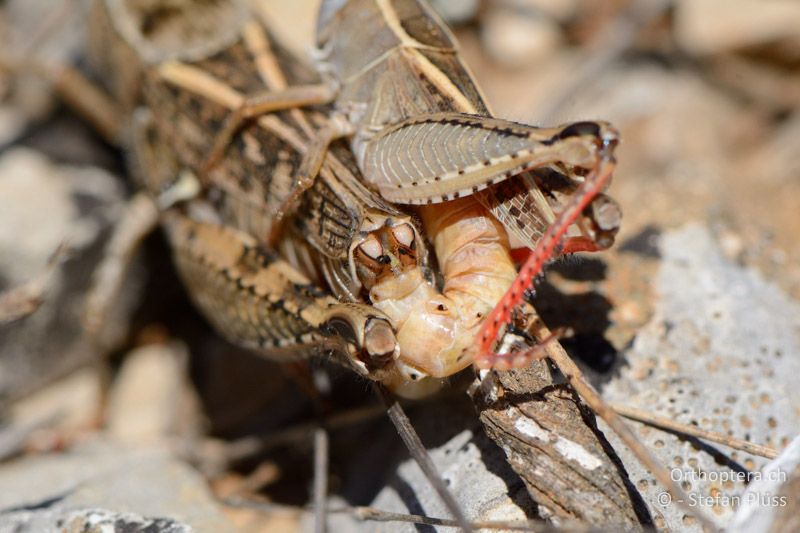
[475,156,616,368]
[510,247,532,264]
[560,236,603,254]
[511,237,602,265]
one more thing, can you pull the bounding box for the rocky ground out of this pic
[1,0,799,532]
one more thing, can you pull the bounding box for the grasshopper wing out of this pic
[480,168,622,251]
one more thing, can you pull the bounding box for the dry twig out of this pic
[612,403,779,459]
[374,384,474,533]
[221,497,578,532]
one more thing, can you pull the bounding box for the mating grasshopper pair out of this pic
[313,0,621,375]
[189,0,621,388]
[3,0,619,394]
[0,0,619,390]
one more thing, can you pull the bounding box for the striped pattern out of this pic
[165,214,332,353]
[362,114,568,204]
[164,213,399,375]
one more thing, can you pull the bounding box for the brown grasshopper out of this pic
[78,0,473,394]
[316,0,622,371]
[0,1,454,392]
[14,0,569,396]
[201,0,621,377]
[73,0,608,391]
[0,1,591,391]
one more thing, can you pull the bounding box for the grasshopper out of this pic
[306,5,720,528]
[0,1,462,392]
[5,0,578,395]
[65,0,606,389]
[316,0,622,371]
[0,2,554,396]
[79,0,477,394]
[201,0,621,378]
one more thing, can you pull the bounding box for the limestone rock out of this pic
[601,224,800,530]
[730,435,800,533]
[0,441,234,532]
[0,148,140,401]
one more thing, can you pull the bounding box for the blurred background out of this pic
[0,0,798,531]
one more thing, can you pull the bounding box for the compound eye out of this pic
[357,235,383,261]
[354,235,386,291]
[391,223,416,249]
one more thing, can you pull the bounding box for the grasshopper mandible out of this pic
[202,0,621,379]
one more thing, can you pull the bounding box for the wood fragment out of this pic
[0,243,68,325]
[537,323,718,531]
[470,357,650,526]
[221,497,571,532]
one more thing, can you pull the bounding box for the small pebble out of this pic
[482,8,563,68]
[429,0,480,24]
[675,0,800,55]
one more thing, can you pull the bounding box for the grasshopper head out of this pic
[320,308,399,381]
[350,217,426,297]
